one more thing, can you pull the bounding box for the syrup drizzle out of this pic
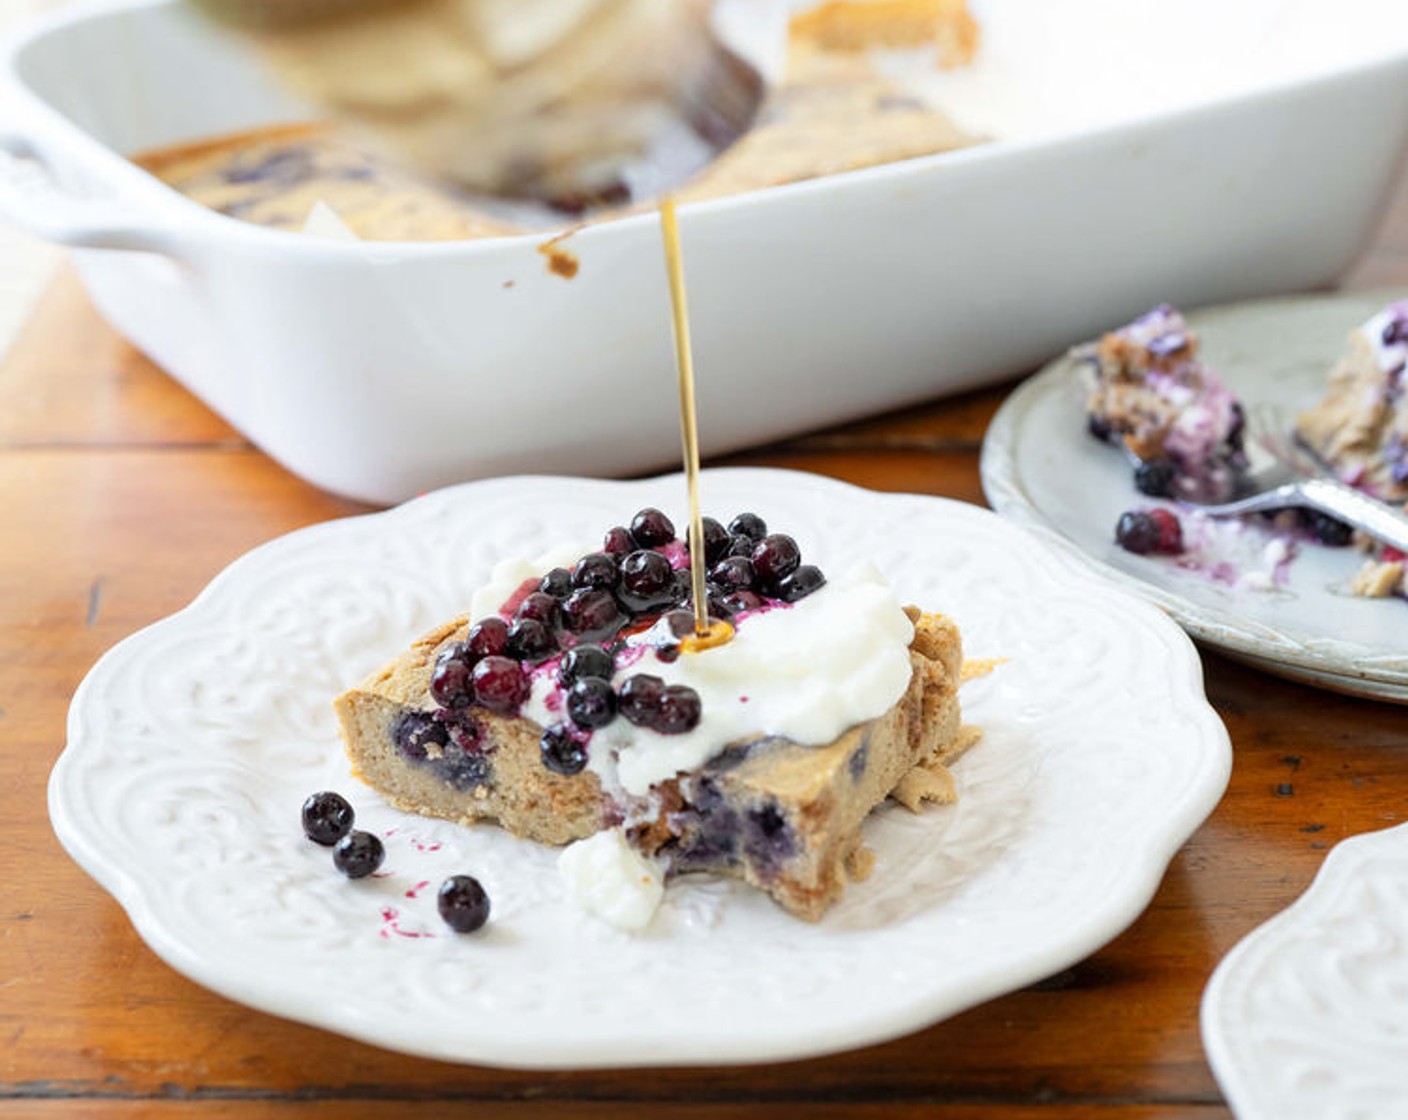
[659,195,731,648]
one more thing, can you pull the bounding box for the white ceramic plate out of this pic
[1202,822,1408,1120]
[49,468,1229,1069]
[981,290,1408,703]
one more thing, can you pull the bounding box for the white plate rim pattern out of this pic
[48,467,1231,1069]
[1201,821,1408,1120]
[980,289,1408,703]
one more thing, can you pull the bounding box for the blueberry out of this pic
[1087,414,1115,442]
[1115,509,1182,555]
[516,591,561,629]
[727,512,767,540]
[656,685,702,734]
[558,644,614,687]
[505,617,556,662]
[391,710,448,760]
[540,723,589,775]
[1226,402,1247,454]
[539,567,573,600]
[571,551,618,590]
[1307,511,1353,546]
[630,507,676,548]
[464,617,509,660]
[332,830,384,878]
[301,790,354,846]
[618,549,676,611]
[1115,510,1161,555]
[751,534,801,586]
[619,674,666,728]
[709,555,755,591]
[1133,458,1178,498]
[429,645,475,709]
[602,526,634,557]
[693,517,731,566]
[471,655,529,714]
[726,535,756,558]
[437,874,490,933]
[566,675,617,729]
[718,589,763,615]
[1384,317,1408,346]
[776,563,826,602]
[562,588,625,641]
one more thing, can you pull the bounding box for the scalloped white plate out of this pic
[1202,822,1408,1120]
[981,290,1408,703]
[48,468,1230,1069]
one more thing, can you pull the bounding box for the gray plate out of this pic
[981,289,1408,703]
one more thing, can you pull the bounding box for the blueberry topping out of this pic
[437,874,491,933]
[750,533,801,586]
[695,516,731,566]
[566,675,617,729]
[539,567,573,600]
[727,512,767,540]
[301,790,354,846]
[1115,508,1183,555]
[540,722,589,775]
[562,587,625,641]
[332,830,384,878]
[602,526,635,556]
[392,710,449,759]
[1133,458,1178,498]
[718,589,764,615]
[709,555,755,591]
[630,507,676,548]
[429,645,476,709]
[470,655,530,714]
[618,673,666,728]
[726,534,756,558]
[656,684,703,734]
[515,591,561,629]
[1087,414,1115,442]
[465,617,509,660]
[505,617,557,662]
[776,563,826,602]
[618,549,676,611]
[558,644,614,687]
[1383,317,1408,346]
[571,551,618,590]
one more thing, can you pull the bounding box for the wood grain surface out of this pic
[4,170,1408,1117]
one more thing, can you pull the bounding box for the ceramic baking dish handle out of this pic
[0,132,181,255]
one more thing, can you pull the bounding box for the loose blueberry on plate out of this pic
[1133,458,1178,498]
[437,874,491,933]
[1115,508,1183,555]
[301,790,354,845]
[332,830,384,878]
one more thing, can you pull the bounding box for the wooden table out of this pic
[6,180,1408,1117]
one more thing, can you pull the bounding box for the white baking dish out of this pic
[4,0,1408,504]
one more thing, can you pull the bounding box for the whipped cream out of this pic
[584,563,913,797]
[557,828,664,931]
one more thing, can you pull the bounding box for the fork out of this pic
[1175,406,1408,553]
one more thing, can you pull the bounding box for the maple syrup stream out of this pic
[659,196,732,652]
